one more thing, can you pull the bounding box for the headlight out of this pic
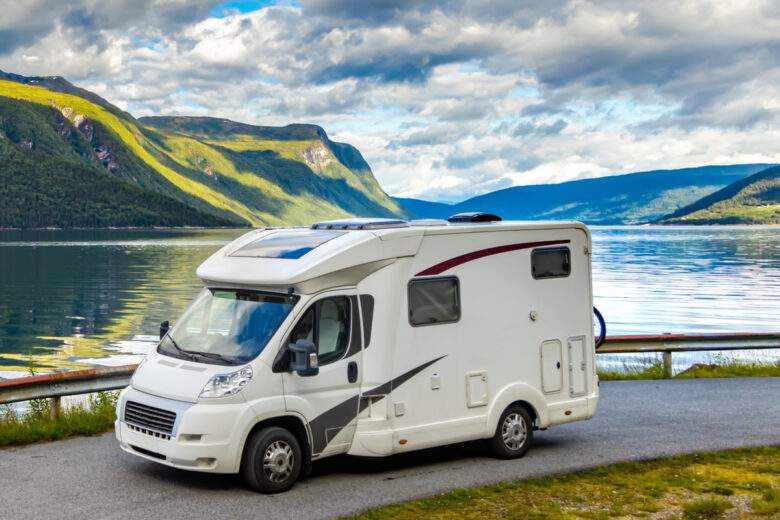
[199,366,253,398]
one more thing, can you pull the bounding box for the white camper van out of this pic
[115,213,600,493]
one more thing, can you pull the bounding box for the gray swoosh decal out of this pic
[308,355,447,454]
[360,356,446,401]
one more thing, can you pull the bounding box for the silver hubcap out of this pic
[501,413,527,450]
[263,440,294,482]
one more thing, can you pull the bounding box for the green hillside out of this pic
[660,166,780,224]
[0,97,232,228]
[0,73,403,228]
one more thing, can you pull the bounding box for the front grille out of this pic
[124,401,176,436]
[127,423,171,440]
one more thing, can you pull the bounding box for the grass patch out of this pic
[0,392,117,448]
[753,488,780,515]
[345,447,780,520]
[598,360,780,381]
[598,361,668,380]
[677,361,780,379]
[682,498,731,519]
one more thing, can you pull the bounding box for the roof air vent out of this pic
[447,212,502,223]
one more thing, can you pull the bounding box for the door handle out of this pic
[347,361,358,383]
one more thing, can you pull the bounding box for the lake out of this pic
[1,226,779,378]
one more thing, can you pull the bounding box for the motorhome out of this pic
[115,213,601,493]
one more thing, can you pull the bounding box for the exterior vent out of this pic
[311,218,409,230]
[447,212,502,223]
[124,401,176,436]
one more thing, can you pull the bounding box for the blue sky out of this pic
[210,1,284,18]
[2,0,779,201]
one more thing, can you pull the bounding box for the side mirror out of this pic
[289,339,319,377]
[159,320,170,340]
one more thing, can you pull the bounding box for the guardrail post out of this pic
[50,396,61,421]
[663,351,673,378]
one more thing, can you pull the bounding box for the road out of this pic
[1,378,779,519]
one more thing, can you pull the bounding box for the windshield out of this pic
[158,288,297,365]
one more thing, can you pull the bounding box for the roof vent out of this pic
[311,218,410,230]
[447,212,502,223]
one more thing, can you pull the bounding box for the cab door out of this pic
[282,290,363,458]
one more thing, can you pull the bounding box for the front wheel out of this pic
[241,426,302,493]
[489,405,533,459]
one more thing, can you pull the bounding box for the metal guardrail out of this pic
[0,365,137,419]
[600,332,780,377]
[0,332,778,417]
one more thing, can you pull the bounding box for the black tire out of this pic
[241,426,302,493]
[489,405,533,459]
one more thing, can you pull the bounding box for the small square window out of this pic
[531,247,571,279]
[408,277,460,326]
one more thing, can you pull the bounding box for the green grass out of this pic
[345,447,780,519]
[0,392,117,448]
[598,361,669,380]
[682,498,732,519]
[598,359,780,381]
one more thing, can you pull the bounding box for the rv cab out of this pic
[115,214,599,493]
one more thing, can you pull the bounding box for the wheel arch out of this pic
[239,413,312,475]
[485,382,546,437]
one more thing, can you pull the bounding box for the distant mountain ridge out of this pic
[395,164,776,224]
[0,70,403,228]
[660,166,780,224]
[2,70,775,229]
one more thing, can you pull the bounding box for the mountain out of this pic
[391,197,454,220]
[0,71,403,228]
[0,96,230,228]
[395,164,775,224]
[660,166,780,224]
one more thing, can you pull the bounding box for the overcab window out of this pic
[408,277,460,326]
[531,247,571,279]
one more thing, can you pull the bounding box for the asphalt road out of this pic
[2,378,779,520]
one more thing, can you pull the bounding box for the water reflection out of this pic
[592,226,780,334]
[0,226,778,377]
[0,229,244,375]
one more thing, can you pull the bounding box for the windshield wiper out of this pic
[189,351,236,364]
[161,334,237,365]
[163,334,198,362]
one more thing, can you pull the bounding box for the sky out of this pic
[1,1,780,202]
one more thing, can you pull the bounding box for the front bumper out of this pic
[115,387,252,474]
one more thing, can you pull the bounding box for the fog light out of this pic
[180,434,203,442]
[196,457,216,468]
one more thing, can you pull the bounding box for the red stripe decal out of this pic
[415,239,571,276]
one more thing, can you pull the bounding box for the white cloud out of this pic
[2,0,780,202]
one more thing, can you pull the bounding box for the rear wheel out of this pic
[489,405,533,458]
[241,426,302,493]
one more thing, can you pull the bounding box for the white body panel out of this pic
[116,219,598,473]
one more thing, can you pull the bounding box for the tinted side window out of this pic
[532,247,571,279]
[288,296,350,365]
[408,277,460,326]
